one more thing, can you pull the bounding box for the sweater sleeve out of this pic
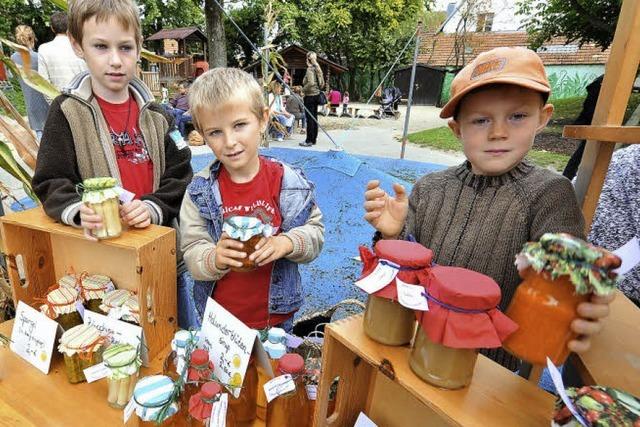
[140,105,193,226]
[32,97,84,225]
[282,203,325,263]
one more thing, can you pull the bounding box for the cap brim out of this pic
[439,76,551,119]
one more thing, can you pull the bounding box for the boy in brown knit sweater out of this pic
[363,47,614,370]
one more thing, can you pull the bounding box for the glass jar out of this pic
[103,343,141,408]
[189,382,237,427]
[40,286,83,331]
[228,357,258,425]
[81,177,122,240]
[80,274,113,314]
[363,295,416,345]
[257,330,287,420]
[230,235,262,273]
[168,330,199,380]
[133,375,179,426]
[58,324,105,384]
[99,289,133,318]
[223,216,274,273]
[266,354,310,427]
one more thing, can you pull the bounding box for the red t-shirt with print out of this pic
[96,94,154,199]
[215,157,292,329]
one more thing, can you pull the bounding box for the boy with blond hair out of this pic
[364,47,613,370]
[180,68,324,329]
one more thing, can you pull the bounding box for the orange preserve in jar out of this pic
[266,354,310,427]
[359,240,433,345]
[222,216,275,272]
[228,357,258,425]
[410,266,518,389]
[504,233,620,366]
[189,382,236,427]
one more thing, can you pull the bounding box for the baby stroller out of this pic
[377,86,402,119]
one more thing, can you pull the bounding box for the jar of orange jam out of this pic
[504,233,620,366]
[359,240,433,345]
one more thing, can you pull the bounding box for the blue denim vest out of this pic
[187,157,316,321]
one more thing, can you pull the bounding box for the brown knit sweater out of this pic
[405,160,585,369]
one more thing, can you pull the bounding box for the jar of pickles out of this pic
[189,382,237,427]
[409,266,517,389]
[359,240,433,345]
[80,274,113,313]
[103,343,141,408]
[266,354,310,427]
[58,324,106,384]
[39,286,83,331]
[504,233,620,366]
[222,216,275,272]
[133,375,179,426]
[228,356,258,425]
[99,289,133,318]
[81,177,122,239]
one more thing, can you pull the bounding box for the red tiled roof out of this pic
[146,27,206,41]
[418,31,611,68]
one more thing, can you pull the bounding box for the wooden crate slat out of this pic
[563,125,640,143]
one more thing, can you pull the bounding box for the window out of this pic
[446,2,457,17]
[476,13,494,32]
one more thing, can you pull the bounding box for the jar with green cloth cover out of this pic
[79,177,122,239]
[103,343,142,408]
[133,375,180,426]
[38,286,83,331]
[58,324,106,384]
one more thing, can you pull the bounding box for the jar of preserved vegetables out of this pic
[103,343,141,408]
[39,286,83,331]
[58,324,105,384]
[80,177,122,239]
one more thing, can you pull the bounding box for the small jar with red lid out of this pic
[359,240,433,345]
[266,354,311,427]
[189,382,236,427]
[182,349,214,424]
[409,266,518,389]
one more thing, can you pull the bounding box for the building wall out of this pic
[434,0,528,33]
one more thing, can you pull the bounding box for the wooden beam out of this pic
[563,125,640,143]
[573,0,640,231]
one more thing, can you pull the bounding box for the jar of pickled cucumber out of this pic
[58,324,105,384]
[39,286,83,331]
[80,274,114,314]
[266,354,310,427]
[409,266,517,389]
[99,289,133,318]
[103,343,141,408]
[133,375,179,426]
[80,177,122,239]
[360,240,433,345]
[189,382,237,427]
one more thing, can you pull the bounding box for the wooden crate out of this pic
[314,315,555,427]
[0,208,177,360]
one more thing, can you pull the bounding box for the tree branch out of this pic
[567,0,616,33]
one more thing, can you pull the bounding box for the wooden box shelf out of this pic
[313,315,555,427]
[0,208,177,360]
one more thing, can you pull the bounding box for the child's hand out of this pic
[568,292,615,353]
[120,200,151,228]
[214,232,246,270]
[363,180,408,239]
[250,235,294,267]
[80,204,101,241]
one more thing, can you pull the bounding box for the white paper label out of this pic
[546,358,588,427]
[613,237,640,276]
[75,301,86,321]
[83,362,109,383]
[123,397,136,423]
[354,261,399,294]
[397,279,429,311]
[354,412,378,427]
[114,186,136,204]
[209,393,228,427]
[84,310,148,365]
[105,281,116,293]
[264,374,295,403]
[10,301,59,374]
[306,384,317,400]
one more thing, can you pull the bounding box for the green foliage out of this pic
[3,81,26,117]
[550,96,587,123]
[516,0,621,50]
[0,0,60,46]
[138,0,205,38]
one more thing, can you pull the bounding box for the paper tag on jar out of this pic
[114,186,136,204]
[123,397,136,423]
[75,301,86,321]
[397,279,429,311]
[546,358,589,427]
[264,374,296,403]
[306,384,317,400]
[354,260,399,294]
[209,393,229,427]
[83,362,109,383]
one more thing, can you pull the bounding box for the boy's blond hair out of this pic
[189,68,266,131]
[68,0,143,51]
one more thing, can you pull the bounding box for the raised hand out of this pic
[363,180,408,239]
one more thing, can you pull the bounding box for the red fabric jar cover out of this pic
[188,349,214,382]
[358,240,433,300]
[417,266,518,349]
[188,382,221,421]
[277,353,305,375]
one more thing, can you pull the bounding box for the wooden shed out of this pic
[393,64,446,106]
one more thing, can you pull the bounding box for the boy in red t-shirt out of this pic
[180,68,325,330]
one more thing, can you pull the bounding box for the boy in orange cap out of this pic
[363,47,614,370]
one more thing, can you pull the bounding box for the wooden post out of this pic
[573,0,640,230]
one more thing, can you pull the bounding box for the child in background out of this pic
[342,91,350,115]
[363,47,613,370]
[180,68,325,329]
[286,86,306,134]
[160,82,169,104]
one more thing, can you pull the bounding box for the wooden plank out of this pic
[573,0,640,229]
[563,125,640,143]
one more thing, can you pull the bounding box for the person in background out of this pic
[342,90,350,115]
[38,11,87,95]
[300,51,324,147]
[168,82,191,137]
[160,82,169,104]
[11,25,49,140]
[268,81,294,142]
[193,54,209,78]
[286,86,306,134]
[328,87,342,113]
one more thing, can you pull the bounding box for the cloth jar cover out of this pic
[133,375,179,422]
[222,216,276,242]
[103,343,142,380]
[40,286,79,318]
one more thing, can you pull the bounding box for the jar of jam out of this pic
[39,286,83,331]
[223,216,274,273]
[58,324,106,384]
[133,375,179,426]
[228,357,258,425]
[266,354,310,427]
[103,343,141,408]
[409,266,517,389]
[80,274,113,314]
[189,382,237,427]
[81,177,122,240]
[359,240,433,345]
[504,233,620,366]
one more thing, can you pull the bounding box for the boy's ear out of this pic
[260,107,270,133]
[448,119,462,139]
[69,34,84,59]
[536,103,554,134]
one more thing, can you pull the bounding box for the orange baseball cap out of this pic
[440,47,551,119]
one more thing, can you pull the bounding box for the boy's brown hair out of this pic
[68,0,143,51]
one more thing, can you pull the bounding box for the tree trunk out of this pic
[205,0,227,68]
[349,67,358,101]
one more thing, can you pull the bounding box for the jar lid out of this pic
[264,341,286,359]
[190,349,210,365]
[82,274,112,291]
[277,353,304,374]
[374,240,433,268]
[103,343,138,367]
[58,275,78,289]
[134,375,175,407]
[58,324,103,353]
[201,382,222,399]
[430,266,500,310]
[47,287,78,305]
[173,330,193,349]
[83,177,117,190]
[101,289,133,308]
[123,295,140,313]
[267,327,286,344]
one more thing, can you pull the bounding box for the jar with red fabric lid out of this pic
[409,266,518,389]
[358,240,433,345]
[266,354,310,427]
[182,349,214,425]
[188,382,236,427]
